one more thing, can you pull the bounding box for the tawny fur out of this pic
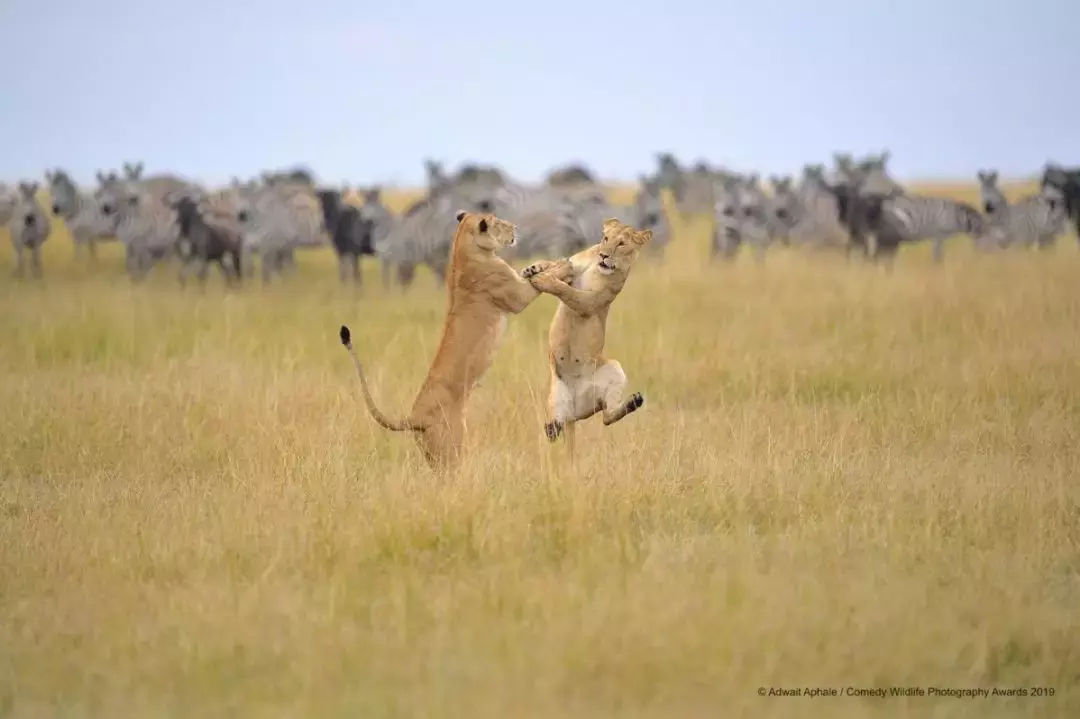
[521,218,652,457]
[340,210,545,471]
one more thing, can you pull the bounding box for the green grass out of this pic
[1,183,1079,718]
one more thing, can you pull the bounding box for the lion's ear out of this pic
[477,218,488,233]
[632,229,653,246]
[455,210,467,223]
[602,217,620,229]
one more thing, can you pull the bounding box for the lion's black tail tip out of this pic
[339,325,352,347]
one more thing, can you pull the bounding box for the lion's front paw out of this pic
[521,261,550,279]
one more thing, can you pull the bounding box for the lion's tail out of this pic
[338,325,426,433]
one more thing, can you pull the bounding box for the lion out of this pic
[521,217,652,456]
[339,210,545,471]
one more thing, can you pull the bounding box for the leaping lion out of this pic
[339,210,545,471]
[521,217,652,456]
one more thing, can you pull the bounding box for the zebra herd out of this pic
[2,154,1078,285]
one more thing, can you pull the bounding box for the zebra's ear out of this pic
[455,209,467,223]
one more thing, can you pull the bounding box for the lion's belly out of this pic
[549,308,605,381]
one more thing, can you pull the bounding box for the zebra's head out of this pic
[315,189,345,232]
[855,152,901,197]
[801,164,826,186]
[425,159,449,195]
[0,183,18,227]
[976,169,1005,216]
[633,175,665,229]
[14,182,47,231]
[1039,182,1066,213]
[769,176,799,229]
[45,169,77,217]
[96,182,131,218]
[122,161,145,182]
[959,203,986,236]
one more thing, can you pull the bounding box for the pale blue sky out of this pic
[3,0,1077,188]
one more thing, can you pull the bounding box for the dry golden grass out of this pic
[2,182,1079,718]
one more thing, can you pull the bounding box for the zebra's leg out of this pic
[381,258,393,290]
[280,248,297,276]
[240,245,256,280]
[261,249,276,285]
[876,239,900,273]
[195,257,211,289]
[137,248,153,283]
[29,243,44,279]
[931,236,946,264]
[87,237,99,265]
[222,251,242,288]
[124,245,138,280]
[12,239,26,278]
[351,254,362,286]
[178,257,191,288]
[429,259,447,288]
[1036,233,1057,251]
[225,250,241,286]
[397,262,416,289]
[723,231,742,261]
[337,252,350,284]
[750,239,768,265]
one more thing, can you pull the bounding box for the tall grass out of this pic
[1,182,1078,717]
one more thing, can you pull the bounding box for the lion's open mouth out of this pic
[598,257,614,273]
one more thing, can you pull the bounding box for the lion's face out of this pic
[455,210,518,252]
[597,218,652,275]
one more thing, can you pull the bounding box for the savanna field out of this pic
[2,182,1079,718]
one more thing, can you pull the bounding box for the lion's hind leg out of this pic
[544,373,575,443]
[594,360,644,426]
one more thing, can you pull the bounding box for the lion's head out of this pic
[454,210,518,253]
[597,218,652,275]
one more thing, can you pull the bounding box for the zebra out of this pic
[96,179,181,281]
[711,175,772,262]
[627,174,671,258]
[1040,163,1080,239]
[172,195,243,288]
[768,168,849,251]
[46,169,118,264]
[121,161,200,205]
[232,183,327,284]
[7,182,52,279]
[655,153,715,215]
[260,165,316,188]
[853,152,902,197]
[387,177,500,287]
[355,188,404,289]
[862,193,985,265]
[455,163,506,187]
[0,183,17,229]
[545,164,596,188]
[976,170,1067,251]
[316,187,376,286]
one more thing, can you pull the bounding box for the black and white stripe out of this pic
[1040,163,1080,239]
[96,180,181,281]
[977,170,1067,251]
[46,169,117,263]
[868,194,985,263]
[711,176,773,262]
[8,182,52,279]
[233,184,327,283]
